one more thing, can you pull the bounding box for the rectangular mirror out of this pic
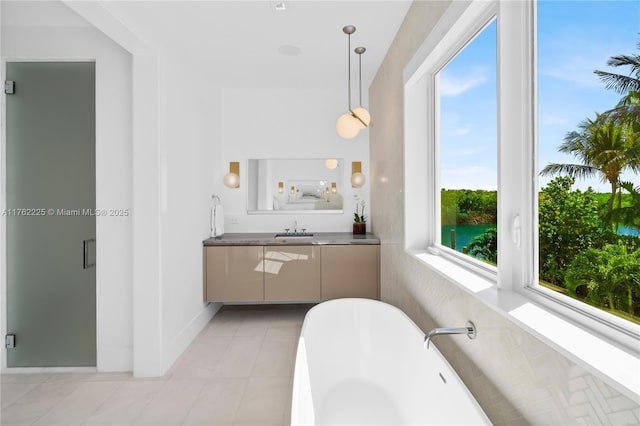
[247,159,344,214]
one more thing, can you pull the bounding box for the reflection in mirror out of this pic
[247,159,344,213]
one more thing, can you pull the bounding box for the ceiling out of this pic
[2,0,413,89]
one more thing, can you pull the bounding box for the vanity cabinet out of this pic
[203,233,380,303]
[204,246,264,302]
[264,246,321,301]
[320,245,379,300]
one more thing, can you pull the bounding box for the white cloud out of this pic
[441,166,497,190]
[539,112,570,127]
[452,126,472,136]
[449,146,486,157]
[538,33,622,90]
[541,57,603,89]
[439,67,488,97]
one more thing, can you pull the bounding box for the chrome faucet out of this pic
[293,220,298,233]
[424,321,476,349]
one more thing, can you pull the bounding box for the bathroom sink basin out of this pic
[274,233,314,239]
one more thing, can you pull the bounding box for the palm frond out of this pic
[594,50,640,95]
[619,90,640,107]
[605,180,640,227]
[603,103,640,126]
[560,132,589,154]
[619,180,640,195]
[540,163,598,180]
[607,207,640,227]
[593,71,640,95]
[624,144,640,171]
[606,54,640,73]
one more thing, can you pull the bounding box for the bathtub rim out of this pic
[293,297,492,425]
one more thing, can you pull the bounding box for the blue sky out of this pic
[440,0,639,192]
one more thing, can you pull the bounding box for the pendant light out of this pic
[336,25,365,139]
[353,46,371,128]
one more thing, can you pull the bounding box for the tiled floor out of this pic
[0,304,313,426]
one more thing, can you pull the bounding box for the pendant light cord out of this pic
[358,53,362,107]
[347,32,352,111]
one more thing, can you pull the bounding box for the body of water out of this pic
[441,224,639,254]
[619,226,639,237]
[441,224,494,252]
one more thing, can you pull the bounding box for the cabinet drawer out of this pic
[264,246,321,301]
[321,245,380,300]
[205,246,264,301]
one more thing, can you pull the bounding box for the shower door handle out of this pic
[83,239,96,269]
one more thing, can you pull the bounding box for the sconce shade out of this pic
[351,161,366,188]
[223,162,240,188]
[224,173,239,188]
[331,182,337,193]
[336,113,361,139]
[351,172,366,188]
[278,181,284,193]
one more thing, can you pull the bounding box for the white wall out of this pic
[370,1,640,424]
[21,1,224,376]
[216,87,371,233]
[157,52,221,372]
[155,81,374,374]
[0,25,133,372]
[5,0,376,377]
[148,57,376,373]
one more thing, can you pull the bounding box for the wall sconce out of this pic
[278,182,284,193]
[290,185,295,194]
[351,161,366,188]
[331,182,337,193]
[326,158,338,169]
[223,161,240,188]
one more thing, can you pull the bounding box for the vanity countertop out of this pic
[203,232,380,246]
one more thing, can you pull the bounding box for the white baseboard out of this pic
[161,302,221,374]
[2,366,97,374]
[97,346,133,372]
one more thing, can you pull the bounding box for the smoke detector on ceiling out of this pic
[274,2,286,11]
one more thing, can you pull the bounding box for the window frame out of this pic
[403,0,640,396]
[432,15,499,280]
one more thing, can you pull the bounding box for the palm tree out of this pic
[467,227,497,264]
[594,45,640,155]
[541,115,634,219]
[593,44,640,96]
[606,181,640,230]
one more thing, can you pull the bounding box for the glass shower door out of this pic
[6,62,96,367]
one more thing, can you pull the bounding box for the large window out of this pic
[438,20,497,265]
[404,0,640,342]
[536,1,640,324]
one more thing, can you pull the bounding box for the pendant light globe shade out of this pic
[351,172,366,188]
[336,113,361,139]
[223,172,240,188]
[352,107,371,128]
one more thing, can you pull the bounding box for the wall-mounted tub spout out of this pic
[424,321,476,349]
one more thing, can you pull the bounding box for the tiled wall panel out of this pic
[369,1,640,424]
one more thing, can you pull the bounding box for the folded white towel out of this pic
[211,204,225,237]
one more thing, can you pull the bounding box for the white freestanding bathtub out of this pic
[291,298,491,425]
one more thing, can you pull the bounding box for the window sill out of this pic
[409,249,640,401]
